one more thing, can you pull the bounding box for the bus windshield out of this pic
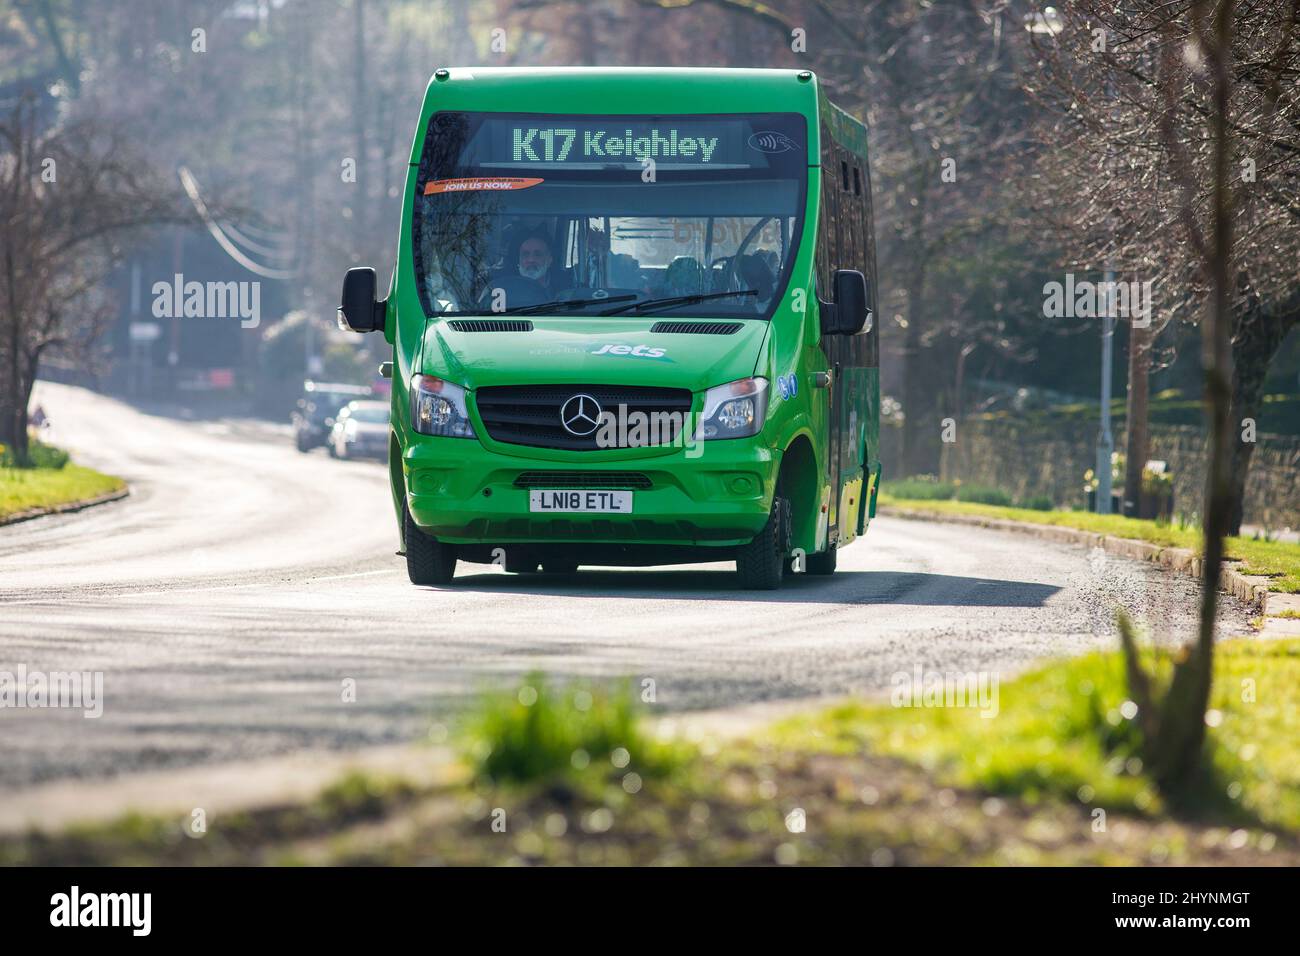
[412,112,807,319]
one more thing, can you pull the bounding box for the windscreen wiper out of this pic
[599,290,758,316]
[502,294,638,316]
[446,294,638,317]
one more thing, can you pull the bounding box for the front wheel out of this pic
[736,495,790,590]
[404,505,457,585]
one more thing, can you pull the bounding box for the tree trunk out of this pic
[900,263,938,477]
[2,365,32,464]
[1226,284,1300,534]
[4,291,30,463]
[1122,320,1150,517]
[1149,0,1236,793]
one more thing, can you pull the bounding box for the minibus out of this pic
[338,67,881,589]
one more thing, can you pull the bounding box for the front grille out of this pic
[447,319,533,332]
[514,470,653,490]
[475,384,693,450]
[650,321,743,335]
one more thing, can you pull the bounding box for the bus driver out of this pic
[479,230,557,309]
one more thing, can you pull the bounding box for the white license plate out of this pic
[528,489,633,514]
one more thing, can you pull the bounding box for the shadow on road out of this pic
[438,569,1061,607]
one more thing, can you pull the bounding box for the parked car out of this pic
[329,400,390,460]
[292,381,371,452]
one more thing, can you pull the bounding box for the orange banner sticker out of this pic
[424,177,544,195]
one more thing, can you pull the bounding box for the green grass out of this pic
[880,492,1300,592]
[0,439,70,469]
[881,477,957,500]
[6,654,1297,866]
[954,483,1014,506]
[465,673,686,785]
[775,638,1300,833]
[0,462,125,520]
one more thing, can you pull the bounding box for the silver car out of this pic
[329,400,390,460]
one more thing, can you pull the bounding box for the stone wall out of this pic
[879,417,1300,531]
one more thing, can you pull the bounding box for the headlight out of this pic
[410,374,476,438]
[698,377,768,440]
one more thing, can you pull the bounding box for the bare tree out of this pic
[1026,0,1300,533]
[0,96,177,462]
[1115,0,1242,794]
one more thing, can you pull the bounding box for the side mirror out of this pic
[832,269,870,335]
[339,267,386,333]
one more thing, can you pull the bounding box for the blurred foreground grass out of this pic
[775,638,1300,833]
[4,644,1296,866]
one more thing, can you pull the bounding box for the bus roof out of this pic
[409,67,826,166]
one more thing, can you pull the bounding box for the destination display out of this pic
[451,114,805,171]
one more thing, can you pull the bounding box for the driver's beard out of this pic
[519,263,548,281]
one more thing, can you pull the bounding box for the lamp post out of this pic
[1097,283,1115,514]
[1026,7,1115,514]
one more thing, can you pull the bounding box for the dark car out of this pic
[292,381,372,452]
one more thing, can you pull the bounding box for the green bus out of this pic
[339,67,881,589]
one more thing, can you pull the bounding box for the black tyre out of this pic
[404,505,457,585]
[805,543,837,576]
[736,495,790,590]
[540,559,578,574]
[295,431,311,453]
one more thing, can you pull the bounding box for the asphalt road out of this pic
[0,383,1252,790]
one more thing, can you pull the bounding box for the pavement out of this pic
[0,382,1254,795]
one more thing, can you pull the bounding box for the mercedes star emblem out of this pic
[560,393,603,437]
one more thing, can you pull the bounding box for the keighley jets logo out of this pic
[748,131,798,154]
[591,344,668,359]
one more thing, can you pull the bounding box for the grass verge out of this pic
[0,460,125,520]
[4,644,1295,866]
[879,491,1300,593]
[774,638,1300,834]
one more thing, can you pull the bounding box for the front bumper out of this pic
[404,436,776,547]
